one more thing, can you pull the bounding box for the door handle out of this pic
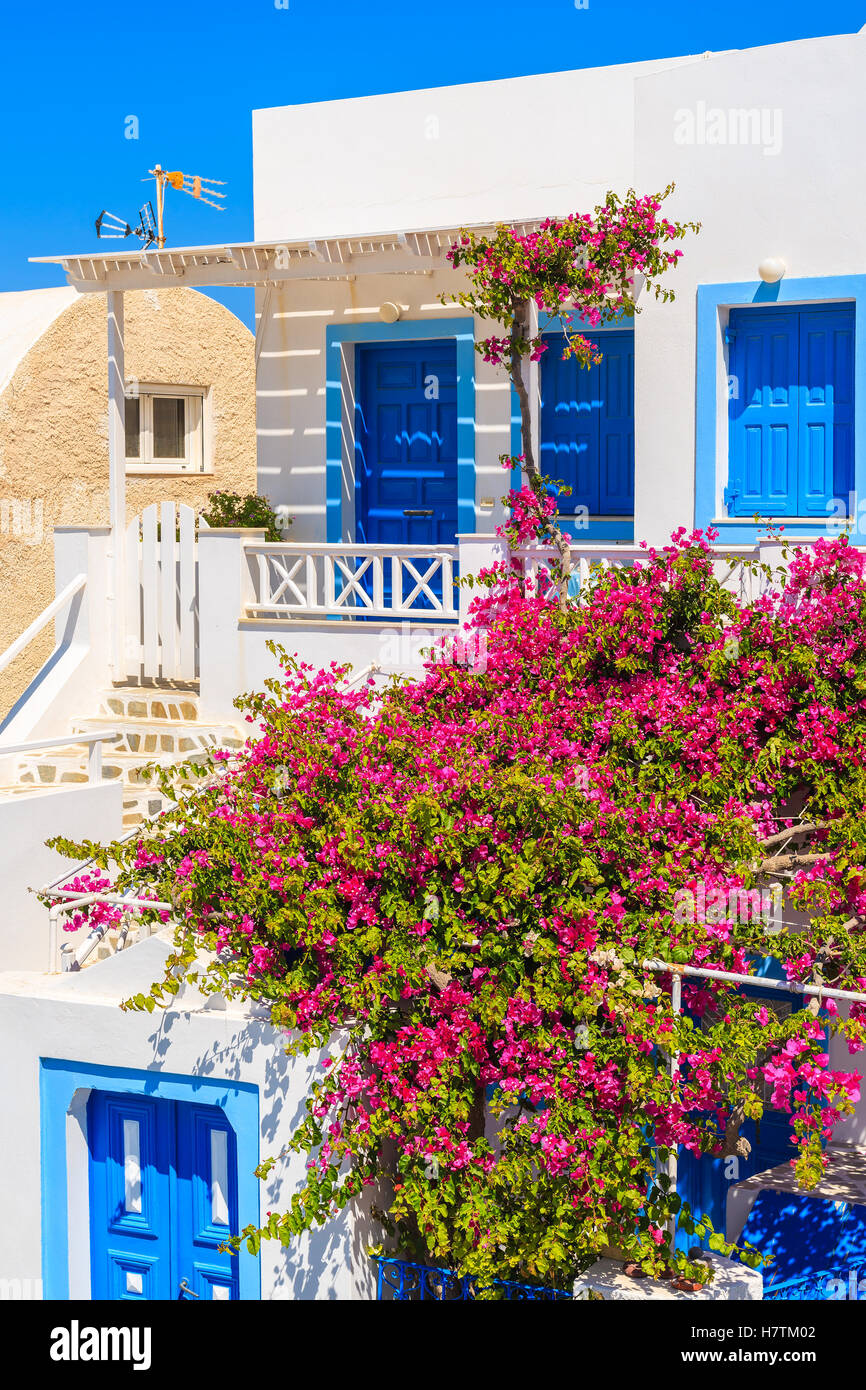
[178,1279,200,1299]
[403,509,434,517]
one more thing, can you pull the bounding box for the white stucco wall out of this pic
[633,29,866,546]
[0,781,123,972]
[253,57,697,242]
[0,937,380,1300]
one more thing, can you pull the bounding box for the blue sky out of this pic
[2,0,863,329]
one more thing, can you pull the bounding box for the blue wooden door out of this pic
[355,340,458,547]
[598,335,635,514]
[727,304,854,517]
[88,1091,239,1300]
[540,330,634,516]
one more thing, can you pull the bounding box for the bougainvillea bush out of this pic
[51,529,866,1292]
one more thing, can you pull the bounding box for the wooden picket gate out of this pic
[124,502,198,681]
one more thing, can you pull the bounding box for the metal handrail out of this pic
[0,730,120,781]
[47,890,173,973]
[0,572,86,675]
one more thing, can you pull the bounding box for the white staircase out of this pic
[3,686,245,828]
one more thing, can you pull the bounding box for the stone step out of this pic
[13,749,218,786]
[0,776,174,827]
[94,689,203,723]
[122,785,175,828]
[69,718,244,758]
[6,685,245,830]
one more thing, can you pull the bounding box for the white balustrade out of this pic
[0,731,120,782]
[244,542,459,621]
[512,543,768,604]
[240,538,773,627]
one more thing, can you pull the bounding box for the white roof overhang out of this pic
[30,220,544,293]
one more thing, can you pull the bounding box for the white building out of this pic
[1,26,865,1301]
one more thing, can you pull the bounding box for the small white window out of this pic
[125,385,206,473]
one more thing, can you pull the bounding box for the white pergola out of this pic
[32,221,543,677]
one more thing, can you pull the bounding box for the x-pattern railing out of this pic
[513,544,770,603]
[246,542,459,621]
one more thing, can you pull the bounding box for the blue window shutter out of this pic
[540,330,634,516]
[540,333,599,515]
[598,331,635,514]
[727,304,855,519]
[728,309,799,516]
[797,305,854,516]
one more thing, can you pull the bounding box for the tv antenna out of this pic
[94,165,226,251]
[94,203,157,249]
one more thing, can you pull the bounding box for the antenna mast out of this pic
[95,165,226,251]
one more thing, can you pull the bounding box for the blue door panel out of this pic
[728,304,854,517]
[541,340,599,513]
[88,1091,240,1301]
[728,310,799,515]
[174,1104,239,1300]
[376,405,402,462]
[107,1250,161,1301]
[355,340,458,610]
[88,1092,173,1300]
[356,340,459,548]
[540,331,634,517]
[675,1117,796,1256]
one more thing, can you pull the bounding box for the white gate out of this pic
[125,502,198,681]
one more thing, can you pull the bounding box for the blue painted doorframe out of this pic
[39,1059,260,1300]
[325,318,476,543]
[674,963,827,1254]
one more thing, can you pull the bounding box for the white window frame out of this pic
[124,383,209,475]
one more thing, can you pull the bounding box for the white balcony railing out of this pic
[244,542,459,622]
[237,537,776,633]
[511,543,769,604]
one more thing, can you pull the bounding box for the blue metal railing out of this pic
[764,1265,866,1301]
[375,1257,573,1301]
[379,1255,866,1301]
